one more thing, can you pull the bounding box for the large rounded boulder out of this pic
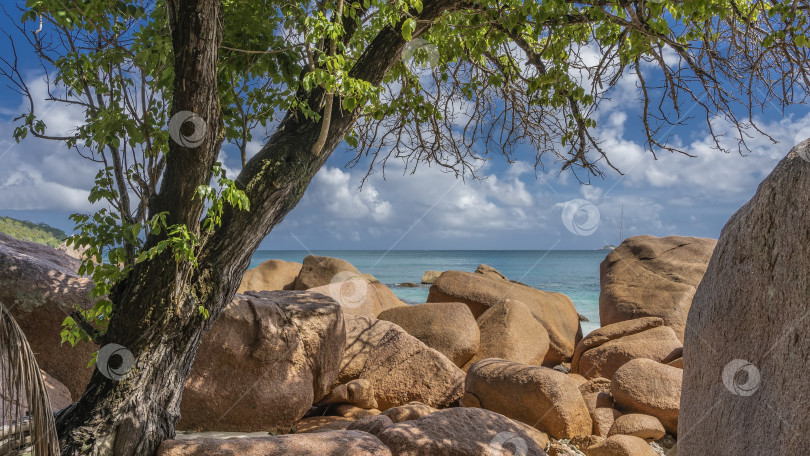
[428,270,581,363]
[237,259,302,293]
[611,358,681,434]
[0,233,97,398]
[158,431,391,456]
[599,235,716,341]
[294,255,366,290]
[375,407,550,456]
[464,299,549,370]
[576,325,682,380]
[462,358,592,439]
[178,291,345,432]
[680,141,810,455]
[377,302,480,367]
[358,326,465,410]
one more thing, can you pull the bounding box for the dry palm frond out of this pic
[0,301,60,456]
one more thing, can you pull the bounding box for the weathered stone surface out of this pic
[295,416,354,433]
[599,235,716,341]
[237,259,301,293]
[376,407,549,456]
[611,359,681,434]
[381,402,437,423]
[294,255,368,290]
[591,407,621,437]
[319,379,378,409]
[464,299,549,370]
[576,326,682,380]
[0,368,73,425]
[370,283,407,312]
[421,271,442,284]
[333,404,380,419]
[178,291,345,432]
[474,264,509,281]
[359,327,465,410]
[339,316,401,384]
[608,414,666,441]
[378,302,480,367]
[42,369,73,412]
[347,414,393,435]
[0,233,97,398]
[428,270,581,363]
[680,142,810,455]
[572,317,665,372]
[584,434,657,456]
[157,431,392,456]
[463,358,592,439]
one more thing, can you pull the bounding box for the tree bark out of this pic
[54,0,462,453]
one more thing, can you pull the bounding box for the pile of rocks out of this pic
[1,234,714,455]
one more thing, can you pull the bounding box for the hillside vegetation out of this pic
[0,216,67,248]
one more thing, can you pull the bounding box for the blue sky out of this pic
[1,11,809,250]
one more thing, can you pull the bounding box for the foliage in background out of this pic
[0,216,67,248]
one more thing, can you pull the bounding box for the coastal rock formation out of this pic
[348,415,394,434]
[608,413,666,441]
[575,325,682,380]
[237,259,301,293]
[473,263,509,281]
[421,270,441,284]
[428,270,581,363]
[370,283,407,312]
[358,327,465,410]
[339,316,401,383]
[377,302,480,367]
[296,416,354,433]
[591,407,620,437]
[680,142,810,455]
[319,379,378,409]
[308,280,405,319]
[599,235,716,341]
[375,407,550,456]
[463,299,550,370]
[380,402,437,423]
[178,291,345,432]
[462,358,592,439]
[611,358,681,434]
[157,431,392,456]
[584,434,657,456]
[571,317,664,372]
[294,255,368,290]
[0,233,96,398]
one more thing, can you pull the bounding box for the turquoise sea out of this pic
[250,250,609,335]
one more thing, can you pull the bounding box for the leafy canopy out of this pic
[2,0,808,343]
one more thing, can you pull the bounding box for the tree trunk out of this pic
[54,0,463,453]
